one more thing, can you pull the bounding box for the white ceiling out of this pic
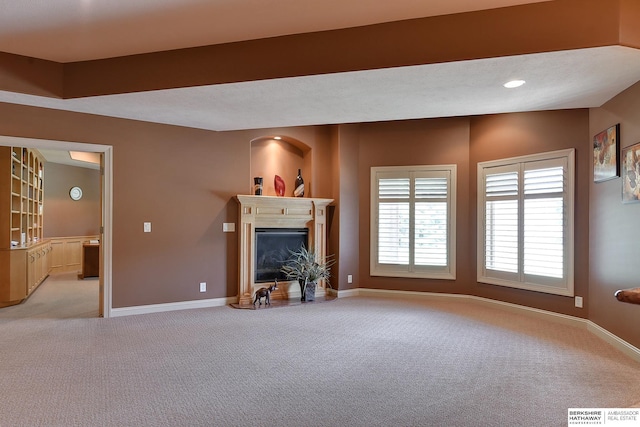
[0,0,639,140]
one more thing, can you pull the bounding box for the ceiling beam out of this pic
[0,52,63,98]
[61,0,632,98]
[1,0,637,101]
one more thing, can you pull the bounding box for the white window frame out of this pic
[370,165,457,280]
[477,149,575,296]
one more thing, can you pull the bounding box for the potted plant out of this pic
[280,246,334,301]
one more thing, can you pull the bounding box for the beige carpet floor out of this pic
[1,275,640,426]
[0,272,99,319]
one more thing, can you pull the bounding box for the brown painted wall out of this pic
[355,111,591,318]
[330,124,360,291]
[0,102,333,308]
[357,117,473,295]
[589,81,640,347]
[43,162,101,238]
[250,138,304,197]
[2,99,636,349]
[469,110,591,317]
[621,0,640,49]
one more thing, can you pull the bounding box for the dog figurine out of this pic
[253,280,278,306]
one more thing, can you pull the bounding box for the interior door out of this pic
[98,154,104,317]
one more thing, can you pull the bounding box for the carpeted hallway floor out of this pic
[1,275,639,426]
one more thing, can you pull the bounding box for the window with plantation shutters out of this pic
[371,165,456,280]
[477,149,575,296]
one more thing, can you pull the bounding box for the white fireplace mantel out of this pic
[235,195,333,305]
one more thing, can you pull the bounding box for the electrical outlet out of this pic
[347,274,353,284]
[200,282,206,293]
[143,222,151,233]
[575,296,583,308]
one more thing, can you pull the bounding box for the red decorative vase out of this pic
[274,175,285,196]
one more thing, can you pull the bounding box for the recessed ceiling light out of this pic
[504,80,526,89]
[274,136,282,140]
[69,151,101,164]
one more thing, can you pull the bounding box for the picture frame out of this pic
[622,141,640,203]
[593,123,620,183]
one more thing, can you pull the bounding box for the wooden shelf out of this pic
[1,146,49,307]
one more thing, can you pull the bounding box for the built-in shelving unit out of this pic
[0,146,50,307]
[6,146,44,245]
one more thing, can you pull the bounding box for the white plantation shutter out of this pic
[371,166,456,280]
[478,150,574,296]
[415,176,448,266]
[378,178,410,264]
[484,168,519,275]
[523,162,565,279]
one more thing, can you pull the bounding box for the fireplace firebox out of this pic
[255,228,308,283]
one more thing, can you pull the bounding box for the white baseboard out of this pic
[332,288,359,298]
[586,321,640,363]
[344,288,640,363]
[110,296,237,318]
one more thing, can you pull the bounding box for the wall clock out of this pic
[69,186,83,201]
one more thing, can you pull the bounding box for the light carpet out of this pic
[1,276,640,426]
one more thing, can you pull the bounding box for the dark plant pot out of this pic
[305,282,316,302]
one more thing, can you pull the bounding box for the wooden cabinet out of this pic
[0,241,51,306]
[79,243,100,279]
[26,242,52,296]
[48,235,99,274]
[0,146,49,307]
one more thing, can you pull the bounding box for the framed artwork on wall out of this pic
[593,123,620,183]
[622,141,640,203]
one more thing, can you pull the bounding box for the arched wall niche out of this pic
[250,135,312,197]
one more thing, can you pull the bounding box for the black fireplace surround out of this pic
[255,228,309,283]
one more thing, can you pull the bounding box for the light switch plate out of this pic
[143,222,151,233]
[223,223,235,232]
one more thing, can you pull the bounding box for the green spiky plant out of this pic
[280,246,335,301]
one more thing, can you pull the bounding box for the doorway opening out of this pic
[0,135,113,318]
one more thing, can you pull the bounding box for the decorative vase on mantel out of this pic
[253,177,263,195]
[294,169,304,197]
[274,175,285,196]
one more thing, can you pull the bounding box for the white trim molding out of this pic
[370,164,457,280]
[477,149,575,297]
[110,296,237,317]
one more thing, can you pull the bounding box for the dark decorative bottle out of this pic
[294,169,304,197]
